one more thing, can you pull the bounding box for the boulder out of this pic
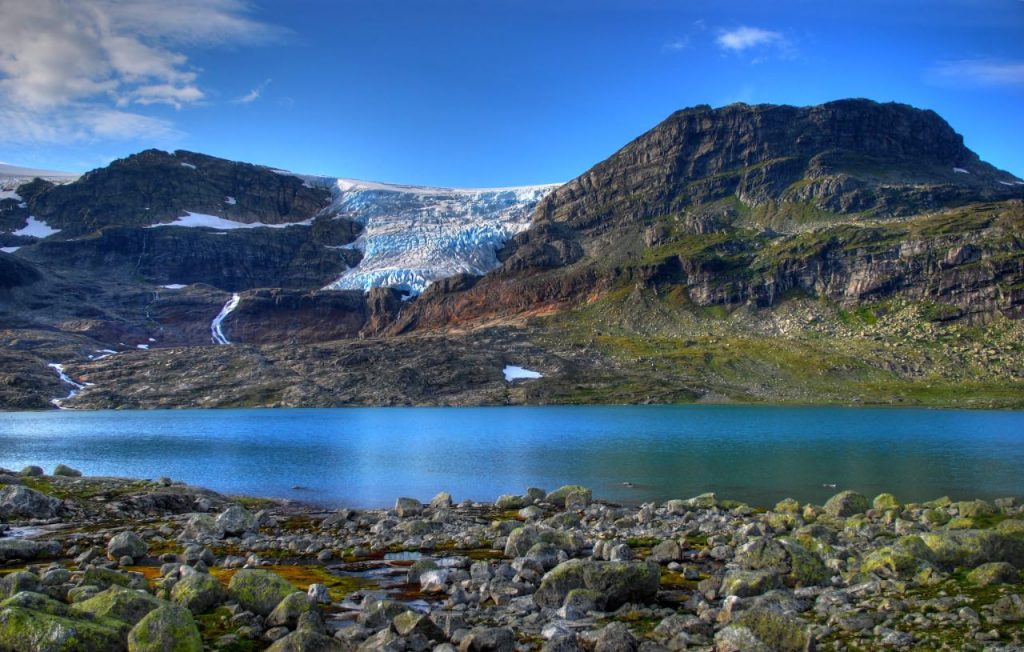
[392,610,445,641]
[267,630,349,651]
[993,594,1024,621]
[71,585,164,626]
[546,486,591,507]
[496,495,528,510]
[266,592,314,629]
[107,531,148,562]
[717,608,812,652]
[967,562,1020,586]
[0,604,126,651]
[52,464,82,477]
[649,539,682,563]
[721,570,782,598]
[823,490,869,518]
[534,559,659,610]
[0,485,63,519]
[0,572,41,600]
[215,505,257,536]
[735,537,827,586]
[920,529,1024,569]
[358,598,410,629]
[19,466,44,477]
[594,622,637,652]
[170,571,226,614]
[504,526,539,558]
[394,497,422,518]
[228,569,296,616]
[430,492,454,509]
[127,605,203,652]
[0,539,61,563]
[459,627,516,652]
[872,493,900,510]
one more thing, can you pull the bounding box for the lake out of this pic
[1,405,1022,508]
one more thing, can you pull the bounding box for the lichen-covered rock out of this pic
[228,569,298,617]
[71,585,164,626]
[0,604,126,652]
[127,604,202,652]
[392,610,444,641]
[265,591,314,629]
[993,594,1024,621]
[823,490,869,518]
[82,567,141,591]
[734,537,827,586]
[545,486,591,507]
[872,493,900,510]
[721,570,782,598]
[564,490,592,511]
[0,485,62,519]
[504,526,539,558]
[534,559,659,610]
[358,598,410,629]
[107,531,148,562]
[727,608,812,652]
[967,561,1020,586]
[0,571,41,600]
[170,571,226,614]
[1,591,69,616]
[495,494,528,510]
[920,529,1024,569]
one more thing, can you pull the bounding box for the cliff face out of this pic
[2,99,1024,410]
[385,100,1024,332]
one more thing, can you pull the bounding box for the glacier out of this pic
[318,178,559,295]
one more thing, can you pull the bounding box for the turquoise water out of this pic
[1,405,1022,508]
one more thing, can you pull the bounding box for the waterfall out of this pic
[211,293,241,345]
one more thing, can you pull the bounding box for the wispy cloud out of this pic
[234,78,273,104]
[661,37,690,53]
[0,0,279,144]
[929,59,1024,88]
[716,26,784,52]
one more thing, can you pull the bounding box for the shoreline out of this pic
[2,468,1023,651]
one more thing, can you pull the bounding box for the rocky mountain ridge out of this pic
[2,99,1023,410]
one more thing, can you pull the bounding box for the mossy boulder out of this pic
[127,604,202,652]
[1,591,69,616]
[967,562,1020,586]
[214,505,257,536]
[0,571,41,599]
[997,519,1024,536]
[170,571,226,614]
[71,585,164,626]
[504,526,539,558]
[0,604,126,651]
[773,498,801,514]
[267,630,349,651]
[265,591,314,629]
[823,491,869,518]
[358,599,410,629]
[872,493,900,510]
[545,486,591,507]
[392,610,444,641]
[0,539,61,564]
[228,569,298,617]
[721,570,782,598]
[957,500,996,519]
[727,608,813,652]
[495,494,528,510]
[921,529,1024,570]
[735,537,827,587]
[534,559,659,610]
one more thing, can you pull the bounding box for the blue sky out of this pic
[1,0,1022,186]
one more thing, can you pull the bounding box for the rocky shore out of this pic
[1,468,1022,651]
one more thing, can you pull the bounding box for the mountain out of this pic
[2,99,1023,410]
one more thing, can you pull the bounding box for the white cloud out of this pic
[716,26,783,52]
[0,0,278,143]
[661,37,690,53]
[234,78,272,104]
[929,59,1024,88]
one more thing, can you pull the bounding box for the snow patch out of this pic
[148,212,311,230]
[161,284,187,289]
[0,189,21,201]
[180,162,197,170]
[48,362,87,407]
[136,344,149,350]
[503,365,543,381]
[12,216,61,238]
[211,293,241,345]
[225,196,237,205]
[953,167,970,174]
[1,246,19,253]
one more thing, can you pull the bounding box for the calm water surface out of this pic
[1,405,1022,508]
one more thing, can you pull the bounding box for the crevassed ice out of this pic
[321,179,558,295]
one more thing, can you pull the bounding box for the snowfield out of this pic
[321,178,559,294]
[148,212,311,230]
[13,216,61,238]
[503,365,544,381]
